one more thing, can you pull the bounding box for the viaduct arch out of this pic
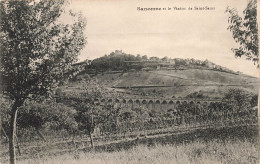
[94,97,221,111]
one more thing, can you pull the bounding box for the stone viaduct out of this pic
[94,98,222,111]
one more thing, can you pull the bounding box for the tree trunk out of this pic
[2,127,9,143]
[257,86,260,161]
[36,128,46,142]
[15,134,21,156]
[8,100,23,164]
[88,131,94,149]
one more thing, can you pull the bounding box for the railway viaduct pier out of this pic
[94,98,222,111]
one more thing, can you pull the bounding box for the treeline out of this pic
[89,51,144,71]
[80,50,236,74]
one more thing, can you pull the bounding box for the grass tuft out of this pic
[19,139,258,164]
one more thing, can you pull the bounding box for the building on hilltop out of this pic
[115,50,123,55]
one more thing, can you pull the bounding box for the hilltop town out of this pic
[72,50,242,76]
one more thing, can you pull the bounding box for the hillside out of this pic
[90,69,258,98]
[65,51,259,98]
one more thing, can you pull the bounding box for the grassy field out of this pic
[1,125,257,164]
[19,139,258,164]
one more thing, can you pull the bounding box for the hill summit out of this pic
[75,50,241,75]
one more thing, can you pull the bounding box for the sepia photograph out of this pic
[0,0,259,163]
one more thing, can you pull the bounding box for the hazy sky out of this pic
[67,0,258,77]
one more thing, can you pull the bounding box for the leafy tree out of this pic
[91,51,142,71]
[17,101,78,140]
[136,54,142,61]
[141,55,148,60]
[132,106,149,131]
[118,108,137,137]
[221,89,252,122]
[0,98,12,142]
[226,0,258,66]
[0,1,86,163]
[250,94,258,107]
[99,97,124,134]
[161,56,169,62]
[174,58,188,66]
[68,79,105,148]
[149,56,160,61]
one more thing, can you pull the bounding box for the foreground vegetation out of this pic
[1,124,258,164]
[18,139,258,164]
[0,77,257,164]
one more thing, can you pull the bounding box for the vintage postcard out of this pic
[0,0,259,163]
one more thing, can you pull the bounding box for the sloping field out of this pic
[114,69,258,86]
[91,69,258,98]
